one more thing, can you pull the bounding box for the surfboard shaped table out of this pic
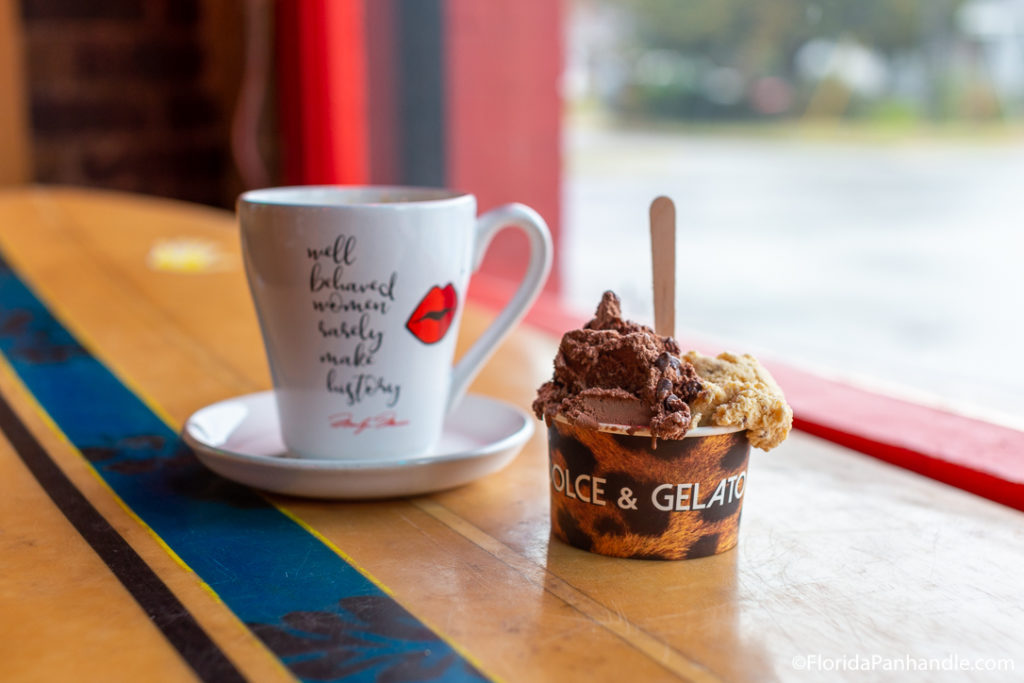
[1,187,1021,682]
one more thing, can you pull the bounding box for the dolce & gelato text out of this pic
[550,464,746,512]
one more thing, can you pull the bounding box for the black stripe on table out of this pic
[0,388,247,683]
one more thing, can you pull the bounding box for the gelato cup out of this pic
[534,290,786,560]
[546,416,749,560]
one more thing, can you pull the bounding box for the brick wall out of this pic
[20,0,248,207]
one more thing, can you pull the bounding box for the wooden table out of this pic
[1,187,1021,682]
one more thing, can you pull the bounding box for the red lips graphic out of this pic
[406,283,458,345]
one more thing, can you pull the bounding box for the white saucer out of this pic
[182,391,533,499]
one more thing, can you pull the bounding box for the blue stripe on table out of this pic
[0,255,487,683]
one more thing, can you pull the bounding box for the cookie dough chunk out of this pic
[685,351,792,451]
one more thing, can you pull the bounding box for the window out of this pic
[563,0,1024,421]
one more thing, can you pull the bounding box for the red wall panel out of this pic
[277,0,369,185]
[445,0,563,293]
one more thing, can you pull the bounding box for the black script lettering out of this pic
[326,370,402,407]
[319,343,373,367]
[309,261,337,292]
[308,263,398,301]
[329,270,396,297]
[379,271,397,302]
[317,313,384,353]
[307,235,357,264]
[311,292,390,315]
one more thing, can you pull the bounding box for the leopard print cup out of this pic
[547,418,750,560]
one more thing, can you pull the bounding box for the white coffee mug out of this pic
[238,186,552,461]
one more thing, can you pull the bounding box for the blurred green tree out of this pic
[599,0,966,120]
[617,0,960,68]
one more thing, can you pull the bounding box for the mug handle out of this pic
[447,203,553,413]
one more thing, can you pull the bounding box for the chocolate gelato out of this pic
[532,291,703,439]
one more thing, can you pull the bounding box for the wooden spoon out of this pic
[649,196,676,339]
